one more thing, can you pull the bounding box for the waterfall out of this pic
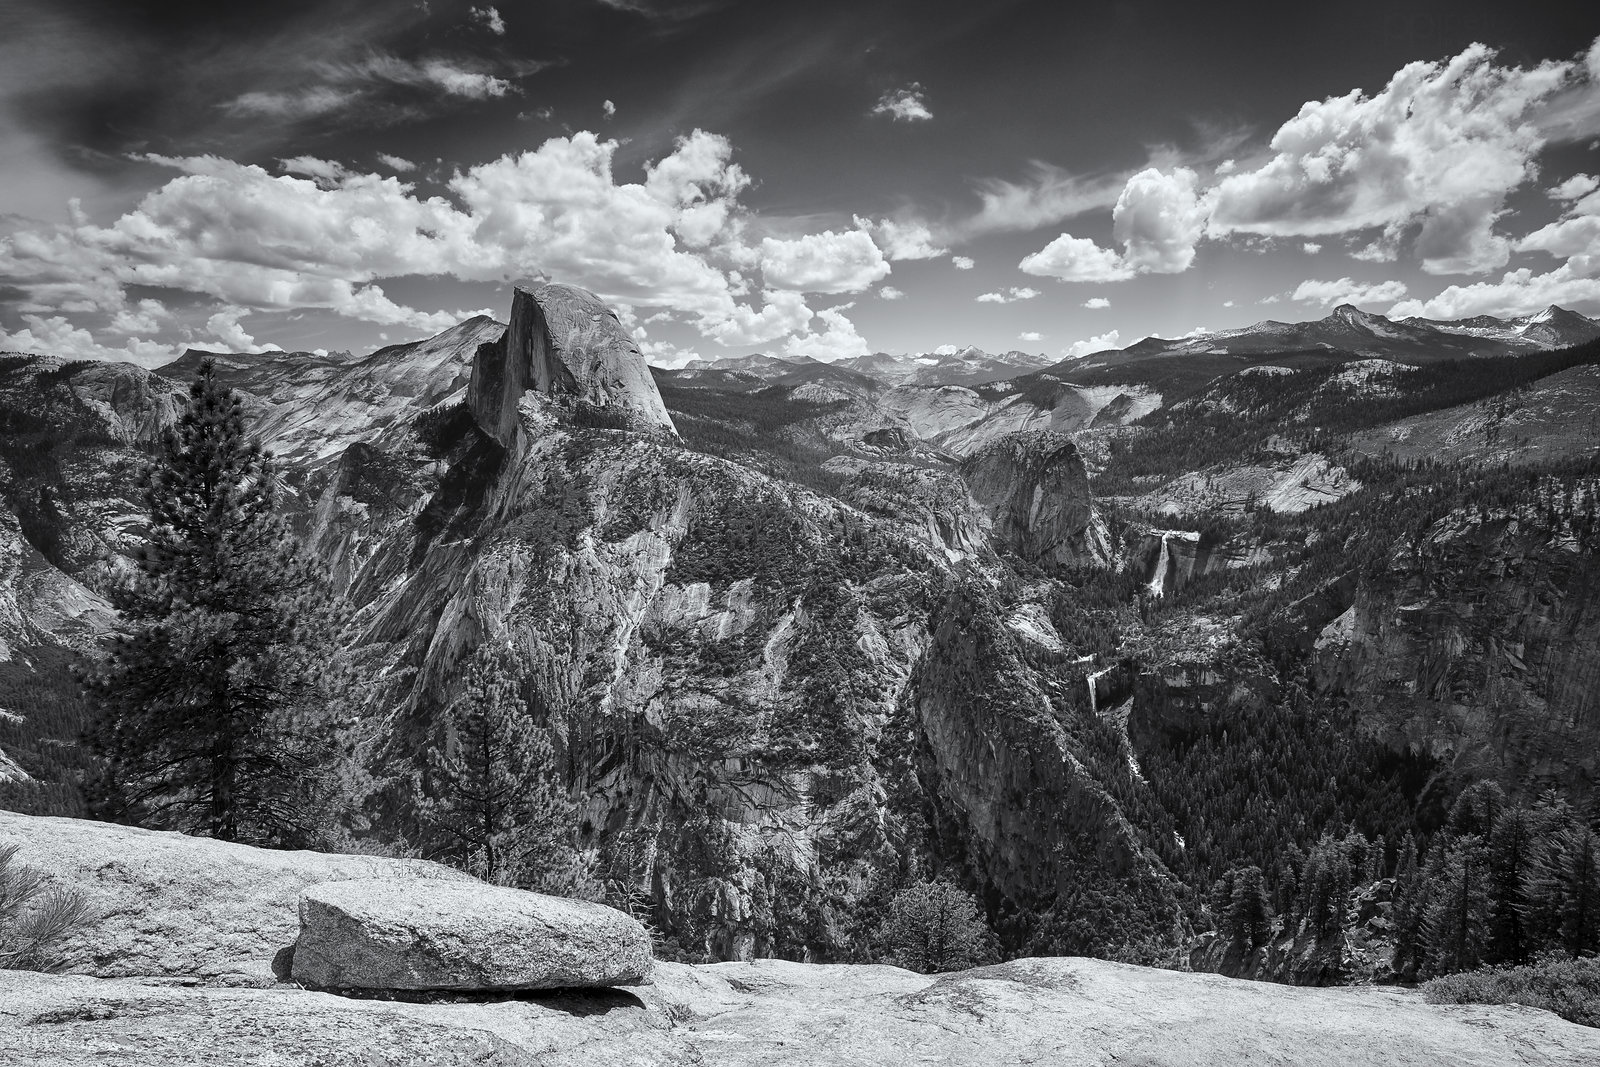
[1147,533,1171,598]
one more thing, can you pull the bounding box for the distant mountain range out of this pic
[678,346,1054,389]
[672,305,1599,395]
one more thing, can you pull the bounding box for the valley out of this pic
[2,287,1599,983]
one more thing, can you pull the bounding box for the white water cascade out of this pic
[1147,532,1172,598]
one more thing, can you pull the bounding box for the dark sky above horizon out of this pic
[2,0,1597,366]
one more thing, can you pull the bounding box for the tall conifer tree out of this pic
[82,360,347,844]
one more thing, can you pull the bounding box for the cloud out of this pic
[783,303,870,361]
[0,313,172,367]
[1206,40,1600,275]
[878,286,905,301]
[0,127,902,362]
[1391,185,1600,318]
[1551,173,1598,200]
[703,289,812,347]
[871,84,932,122]
[950,256,974,270]
[376,153,417,172]
[222,51,524,123]
[961,162,1128,237]
[975,286,1040,304]
[603,99,617,119]
[207,306,272,351]
[1018,331,1043,342]
[1291,277,1409,307]
[108,298,170,335]
[1019,234,1133,282]
[854,216,946,260]
[1063,329,1121,358]
[279,155,350,185]
[1389,262,1600,319]
[470,6,506,34]
[1083,297,1110,309]
[1302,242,1322,254]
[759,229,890,294]
[1113,167,1206,273]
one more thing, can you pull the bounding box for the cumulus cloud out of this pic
[1391,184,1600,317]
[108,298,170,335]
[1021,167,1205,281]
[1019,234,1133,282]
[1302,242,1322,254]
[703,289,811,347]
[950,256,975,270]
[376,153,417,172]
[1018,331,1043,342]
[871,84,932,122]
[1206,40,1600,275]
[1113,167,1206,273]
[1063,330,1121,358]
[1291,277,1409,307]
[603,99,617,119]
[0,128,900,362]
[207,306,268,351]
[1551,173,1599,200]
[975,287,1040,304]
[470,5,506,34]
[854,216,946,260]
[1083,296,1110,309]
[758,229,890,294]
[0,313,172,367]
[878,286,905,300]
[784,303,870,361]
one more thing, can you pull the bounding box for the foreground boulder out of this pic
[292,878,653,990]
[4,957,1596,1066]
[0,812,472,986]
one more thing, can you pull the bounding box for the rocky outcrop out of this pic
[961,430,1108,568]
[0,812,472,986]
[1313,508,1600,796]
[468,284,675,446]
[293,878,652,990]
[4,957,1597,1066]
[862,426,911,451]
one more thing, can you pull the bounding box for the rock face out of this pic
[292,878,653,990]
[961,430,1108,568]
[4,957,1597,1067]
[0,811,472,986]
[1313,507,1600,795]
[469,284,675,445]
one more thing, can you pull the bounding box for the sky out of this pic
[1,0,1598,368]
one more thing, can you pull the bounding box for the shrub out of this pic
[880,880,999,974]
[1423,953,1600,1028]
[0,842,91,971]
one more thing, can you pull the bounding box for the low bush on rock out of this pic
[1423,953,1600,1028]
[0,842,90,971]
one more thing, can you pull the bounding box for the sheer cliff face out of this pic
[1313,509,1600,795]
[469,284,676,446]
[962,431,1108,569]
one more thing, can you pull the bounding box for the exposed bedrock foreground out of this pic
[2,811,1597,1066]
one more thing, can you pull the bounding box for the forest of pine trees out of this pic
[1207,782,1600,981]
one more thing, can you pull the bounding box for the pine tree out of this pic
[1449,780,1505,839]
[1227,865,1273,954]
[880,879,998,973]
[81,361,347,845]
[1528,826,1600,958]
[1485,807,1537,965]
[1422,835,1488,976]
[421,641,583,890]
